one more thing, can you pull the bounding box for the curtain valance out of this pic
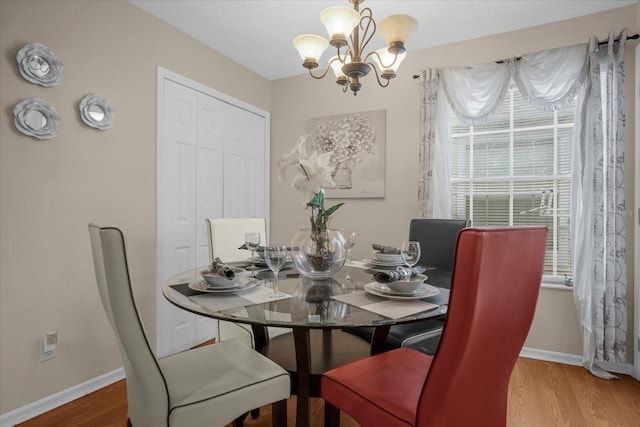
[440,44,589,125]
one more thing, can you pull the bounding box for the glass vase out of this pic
[332,162,353,189]
[291,228,346,279]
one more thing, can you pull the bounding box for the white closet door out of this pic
[157,79,198,357]
[224,107,267,220]
[194,92,224,343]
[157,68,270,356]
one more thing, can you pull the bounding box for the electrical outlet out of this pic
[40,339,56,362]
[46,331,58,345]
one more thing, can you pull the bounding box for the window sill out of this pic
[541,281,573,291]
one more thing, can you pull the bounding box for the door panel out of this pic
[157,79,198,356]
[224,108,266,219]
[194,92,224,343]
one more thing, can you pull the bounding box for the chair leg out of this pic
[272,399,287,427]
[232,412,248,427]
[324,401,340,427]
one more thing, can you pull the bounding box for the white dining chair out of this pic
[88,223,289,427]
[206,218,291,348]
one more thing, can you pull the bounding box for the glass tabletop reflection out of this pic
[162,265,448,329]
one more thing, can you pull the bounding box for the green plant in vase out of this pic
[307,189,343,270]
[278,135,346,278]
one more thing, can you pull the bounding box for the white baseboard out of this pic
[0,368,125,427]
[520,347,634,376]
[520,347,583,366]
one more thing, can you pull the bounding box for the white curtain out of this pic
[572,30,628,379]
[419,43,589,216]
[418,69,451,218]
[418,30,628,377]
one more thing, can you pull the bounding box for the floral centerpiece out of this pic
[312,114,376,188]
[278,135,346,277]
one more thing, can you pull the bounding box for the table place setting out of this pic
[331,291,439,319]
[363,281,439,301]
[331,240,443,318]
[179,258,293,312]
[190,283,292,312]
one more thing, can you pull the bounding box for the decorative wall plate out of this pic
[13,98,61,140]
[79,94,115,130]
[16,43,63,87]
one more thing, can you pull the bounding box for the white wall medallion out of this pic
[79,94,115,130]
[16,43,63,87]
[13,97,61,140]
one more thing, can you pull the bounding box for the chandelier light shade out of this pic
[320,6,361,47]
[372,49,406,79]
[293,35,330,69]
[293,0,418,95]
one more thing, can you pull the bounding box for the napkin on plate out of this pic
[208,257,236,279]
[373,269,410,283]
[373,267,427,283]
[371,243,401,254]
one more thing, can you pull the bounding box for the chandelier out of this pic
[293,0,418,95]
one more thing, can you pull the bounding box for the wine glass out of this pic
[400,241,421,281]
[245,232,260,277]
[343,232,356,292]
[265,245,288,298]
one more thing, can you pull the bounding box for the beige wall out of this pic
[270,6,638,357]
[0,0,270,414]
[0,0,637,418]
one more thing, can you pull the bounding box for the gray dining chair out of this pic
[89,223,290,427]
[346,218,470,355]
[206,218,291,348]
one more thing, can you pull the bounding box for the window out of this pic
[449,83,574,278]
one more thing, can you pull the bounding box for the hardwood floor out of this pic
[16,358,640,427]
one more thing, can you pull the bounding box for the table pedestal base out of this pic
[261,329,371,427]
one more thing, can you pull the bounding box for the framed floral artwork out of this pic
[307,109,386,198]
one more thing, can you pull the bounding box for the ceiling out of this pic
[129,0,636,81]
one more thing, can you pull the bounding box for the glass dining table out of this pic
[162,263,449,427]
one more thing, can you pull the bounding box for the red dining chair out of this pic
[321,226,548,427]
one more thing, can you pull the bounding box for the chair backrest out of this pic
[417,226,547,426]
[88,224,169,427]
[206,218,267,263]
[408,218,470,271]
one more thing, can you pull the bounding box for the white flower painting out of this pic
[307,109,386,198]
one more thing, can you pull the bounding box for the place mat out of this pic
[170,283,204,297]
[331,291,438,320]
[189,285,291,312]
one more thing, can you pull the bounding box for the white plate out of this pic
[363,258,405,267]
[364,282,440,300]
[201,267,247,287]
[188,278,259,293]
[368,280,429,296]
[372,251,404,263]
[385,274,429,293]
